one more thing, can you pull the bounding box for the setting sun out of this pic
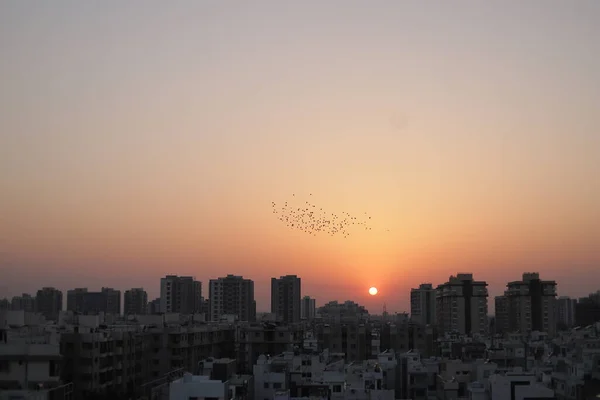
[369,287,378,296]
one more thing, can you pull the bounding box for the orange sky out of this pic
[1,2,600,312]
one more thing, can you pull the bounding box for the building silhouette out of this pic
[436,273,488,335]
[124,288,148,315]
[209,275,256,322]
[160,275,202,314]
[35,287,63,321]
[410,283,436,325]
[271,275,301,323]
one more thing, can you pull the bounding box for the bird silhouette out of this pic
[271,194,383,238]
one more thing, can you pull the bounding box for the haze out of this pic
[1,1,599,312]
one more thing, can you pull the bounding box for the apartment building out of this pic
[436,273,489,336]
[271,275,301,323]
[10,294,35,313]
[504,272,557,335]
[160,275,202,315]
[301,296,316,321]
[124,288,148,315]
[556,296,577,329]
[35,287,63,321]
[494,295,510,334]
[65,287,121,315]
[410,283,436,325]
[209,275,256,322]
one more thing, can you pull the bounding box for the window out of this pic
[264,383,269,388]
[273,383,282,389]
[333,385,342,393]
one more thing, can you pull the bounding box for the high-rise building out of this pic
[575,291,600,327]
[67,288,88,313]
[102,287,121,315]
[160,275,202,314]
[148,298,161,314]
[436,273,488,335]
[67,287,121,315]
[35,287,63,320]
[209,275,255,322]
[271,275,301,323]
[301,296,316,320]
[494,295,510,334]
[10,294,36,312]
[556,296,577,329]
[504,272,557,335]
[124,288,148,315]
[410,283,436,325]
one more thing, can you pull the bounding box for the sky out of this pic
[1,1,599,313]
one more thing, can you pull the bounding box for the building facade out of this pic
[504,272,557,335]
[410,283,436,325]
[271,275,301,323]
[124,288,148,315]
[160,275,202,314]
[209,275,256,322]
[35,287,63,321]
[436,273,488,336]
[301,296,316,321]
[556,296,576,329]
[10,293,36,313]
[66,287,121,315]
[494,295,510,334]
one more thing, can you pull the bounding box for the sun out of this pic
[369,287,378,296]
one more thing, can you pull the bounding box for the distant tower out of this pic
[382,303,388,321]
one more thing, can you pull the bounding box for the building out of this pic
[66,287,121,315]
[209,275,256,322]
[101,287,121,315]
[0,324,67,398]
[148,298,161,314]
[271,275,301,323]
[35,287,63,321]
[504,272,557,335]
[410,283,436,325]
[124,288,148,315]
[556,296,576,329]
[10,294,36,313]
[436,273,488,336]
[494,295,510,334]
[160,275,202,314]
[318,301,369,322]
[301,296,316,321]
[66,288,88,313]
[575,291,600,327]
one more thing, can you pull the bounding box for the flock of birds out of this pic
[271,193,383,238]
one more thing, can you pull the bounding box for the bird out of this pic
[271,194,386,238]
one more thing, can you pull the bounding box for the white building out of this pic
[0,314,66,399]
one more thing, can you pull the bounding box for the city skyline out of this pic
[2,1,600,313]
[3,271,597,315]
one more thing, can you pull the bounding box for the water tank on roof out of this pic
[183,373,192,383]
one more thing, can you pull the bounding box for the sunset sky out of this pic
[1,1,599,313]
